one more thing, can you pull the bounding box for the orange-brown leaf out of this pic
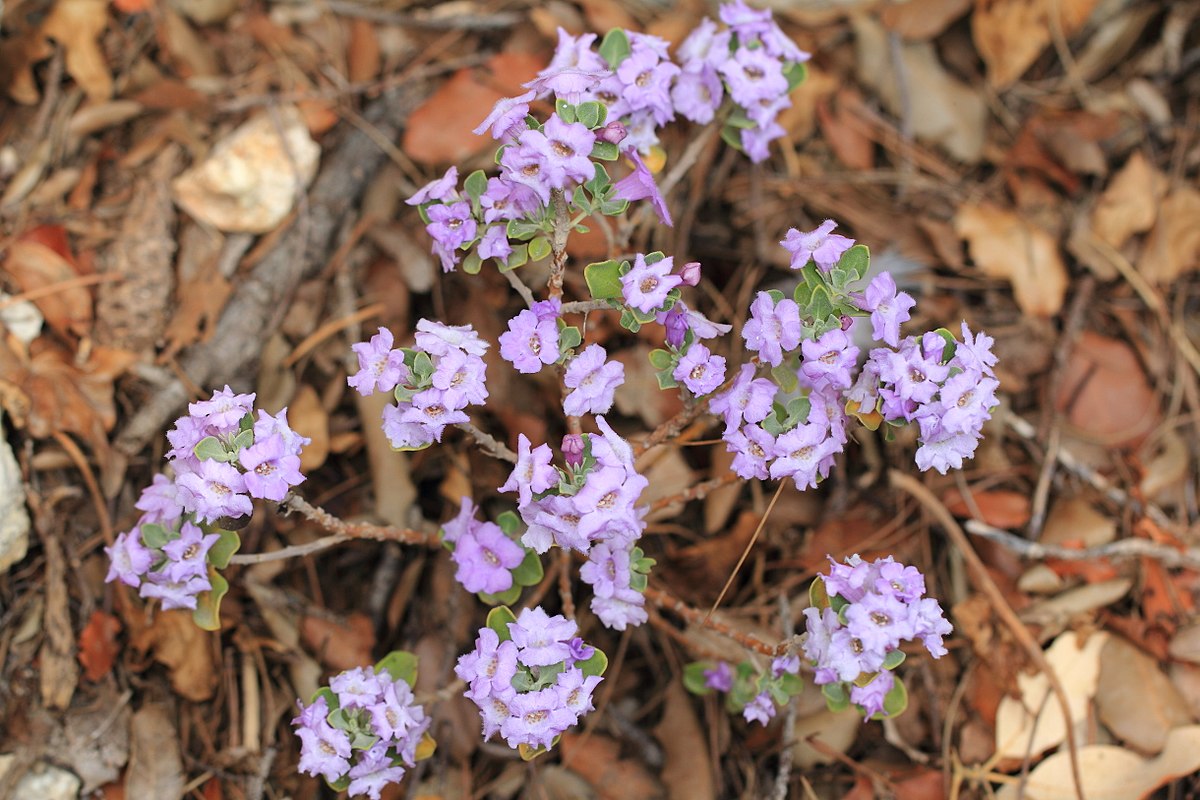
[78,609,122,681]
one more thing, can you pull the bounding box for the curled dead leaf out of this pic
[955,202,1068,317]
[42,0,114,101]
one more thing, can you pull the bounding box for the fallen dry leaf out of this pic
[654,683,715,800]
[1040,495,1116,548]
[139,609,219,702]
[288,383,329,473]
[955,202,1069,317]
[77,609,122,682]
[994,629,1108,761]
[559,732,664,800]
[42,0,114,101]
[1140,185,1200,286]
[1053,331,1157,447]
[125,704,185,800]
[1090,152,1167,249]
[943,488,1031,528]
[972,0,1100,88]
[3,237,92,340]
[1095,635,1193,754]
[996,725,1200,800]
[881,0,971,40]
[301,611,375,671]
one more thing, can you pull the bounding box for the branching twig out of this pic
[548,189,570,301]
[643,585,782,657]
[648,472,742,513]
[455,422,518,463]
[888,470,1085,800]
[964,519,1200,570]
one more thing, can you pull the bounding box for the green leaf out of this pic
[766,288,785,303]
[585,162,611,196]
[620,307,642,333]
[464,169,488,203]
[519,742,552,761]
[506,219,542,240]
[807,285,835,322]
[462,250,483,275]
[478,583,522,607]
[585,259,624,300]
[599,28,631,68]
[771,362,798,394]
[140,523,171,549]
[558,325,582,352]
[577,647,608,678]
[785,395,811,427]
[837,243,870,282]
[932,327,959,363]
[648,348,674,370]
[327,775,351,792]
[412,351,434,382]
[643,250,666,265]
[784,60,808,91]
[778,672,804,697]
[350,731,380,750]
[193,436,231,463]
[591,140,619,161]
[629,571,648,591]
[572,185,592,215]
[878,676,909,719]
[416,204,431,225]
[822,681,850,712]
[496,510,521,536]
[881,649,907,671]
[726,110,757,130]
[555,99,576,124]
[310,686,339,709]
[720,124,745,152]
[192,569,229,632]
[511,551,544,587]
[207,529,240,569]
[655,369,678,390]
[231,428,254,453]
[528,236,551,262]
[577,101,605,129]
[486,606,517,641]
[375,650,418,687]
[598,198,629,216]
[683,661,717,696]
[500,243,529,272]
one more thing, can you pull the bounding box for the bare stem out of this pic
[548,189,571,301]
[456,421,518,463]
[648,472,742,513]
[644,585,782,657]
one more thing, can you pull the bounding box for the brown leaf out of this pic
[1091,152,1167,249]
[559,732,665,800]
[1096,635,1193,754]
[972,0,1100,88]
[347,17,381,84]
[3,238,92,339]
[1054,331,1157,448]
[881,0,971,40]
[143,609,218,702]
[289,384,329,473]
[1140,186,1200,286]
[653,683,715,800]
[125,704,185,800]
[955,202,1068,317]
[301,611,375,671]
[42,0,113,101]
[402,69,503,165]
[816,90,875,171]
[942,488,1031,528]
[77,610,122,682]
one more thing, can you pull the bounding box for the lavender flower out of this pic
[452,520,526,595]
[704,661,734,692]
[622,253,681,313]
[499,308,560,374]
[176,459,253,523]
[612,150,673,227]
[238,435,304,502]
[498,434,560,507]
[673,342,727,396]
[742,291,802,366]
[800,329,859,391]
[861,272,916,348]
[407,166,459,205]
[104,530,153,587]
[711,364,777,433]
[781,220,855,272]
[563,344,625,416]
[473,91,536,142]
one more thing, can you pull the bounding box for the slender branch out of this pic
[643,585,782,657]
[888,470,1085,800]
[228,533,352,565]
[649,472,742,513]
[547,189,570,301]
[560,299,614,315]
[964,519,1200,570]
[706,479,788,623]
[455,421,518,463]
[502,267,536,308]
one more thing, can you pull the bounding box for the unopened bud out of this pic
[840,314,853,331]
[597,121,628,145]
[679,261,702,287]
[562,434,584,467]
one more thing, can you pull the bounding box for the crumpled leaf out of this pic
[2,237,92,339]
[972,0,1101,88]
[654,683,715,800]
[1053,331,1157,447]
[558,732,664,800]
[1095,635,1193,754]
[1140,185,1200,286]
[42,0,114,101]
[994,630,1109,760]
[132,609,219,702]
[996,725,1200,800]
[125,704,185,800]
[77,609,122,682]
[955,202,1068,317]
[1090,152,1167,250]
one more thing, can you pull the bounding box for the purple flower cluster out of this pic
[441,499,527,595]
[292,665,431,799]
[563,344,625,417]
[850,322,999,474]
[347,321,489,452]
[675,1,810,161]
[105,388,310,610]
[455,607,604,751]
[499,299,562,374]
[803,555,952,717]
[498,417,651,630]
[688,653,802,726]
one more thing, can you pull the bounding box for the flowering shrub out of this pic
[107,2,1000,796]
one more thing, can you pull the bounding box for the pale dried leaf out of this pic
[1140,186,1200,285]
[146,609,219,702]
[125,704,185,800]
[995,726,1200,800]
[1095,635,1193,753]
[173,106,320,233]
[1020,578,1133,629]
[1167,625,1200,665]
[1054,331,1157,447]
[855,14,986,162]
[2,240,92,339]
[1040,496,1116,548]
[955,202,1069,317]
[1090,152,1166,249]
[558,732,664,800]
[42,0,112,101]
[994,630,1109,760]
[881,0,971,40]
[639,445,694,522]
[654,683,715,800]
[0,425,30,574]
[289,383,329,473]
[791,704,861,769]
[972,0,1100,88]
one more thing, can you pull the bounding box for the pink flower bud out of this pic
[679,261,702,287]
[596,121,628,145]
[562,434,584,467]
